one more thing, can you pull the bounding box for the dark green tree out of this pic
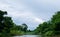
[51,11,60,34]
[0,10,7,33]
[22,23,28,32]
[3,17,14,33]
[0,10,14,36]
[34,11,60,35]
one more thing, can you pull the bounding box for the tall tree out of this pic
[3,17,14,33]
[0,10,14,36]
[51,11,60,34]
[22,23,28,32]
[0,10,7,32]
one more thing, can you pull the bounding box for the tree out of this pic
[51,11,60,34]
[0,10,14,36]
[0,10,7,33]
[34,11,60,35]
[3,17,14,33]
[22,23,28,32]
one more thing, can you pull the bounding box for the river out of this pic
[13,35,42,37]
[13,35,59,37]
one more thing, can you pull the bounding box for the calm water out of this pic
[13,35,42,37]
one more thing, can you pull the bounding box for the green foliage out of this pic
[44,31,54,36]
[10,25,26,35]
[0,10,7,32]
[0,10,14,36]
[0,10,28,36]
[21,23,28,32]
[10,29,24,35]
[51,11,60,35]
[34,11,60,36]
[1,10,60,36]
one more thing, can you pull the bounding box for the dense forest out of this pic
[0,10,28,37]
[0,10,60,37]
[34,11,60,36]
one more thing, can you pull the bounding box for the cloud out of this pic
[0,2,9,10]
[0,0,59,30]
[8,10,44,23]
[34,17,44,23]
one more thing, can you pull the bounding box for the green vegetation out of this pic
[0,10,60,36]
[34,11,60,36]
[0,10,28,37]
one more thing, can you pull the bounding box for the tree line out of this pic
[0,10,60,36]
[0,10,28,37]
[34,11,60,36]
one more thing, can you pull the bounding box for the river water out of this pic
[13,35,42,37]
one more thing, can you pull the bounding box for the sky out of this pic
[0,0,60,30]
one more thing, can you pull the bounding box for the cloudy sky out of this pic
[0,0,60,30]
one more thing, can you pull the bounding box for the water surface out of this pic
[13,35,41,37]
[13,35,60,37]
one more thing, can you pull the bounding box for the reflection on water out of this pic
[13,35,41,37]
[13,35,53,37]
[13,35,60,37]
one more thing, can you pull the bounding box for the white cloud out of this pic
[34,0,60,3]
[0,2,10,10]
[8,10,44,23]
[34,17,44,23]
